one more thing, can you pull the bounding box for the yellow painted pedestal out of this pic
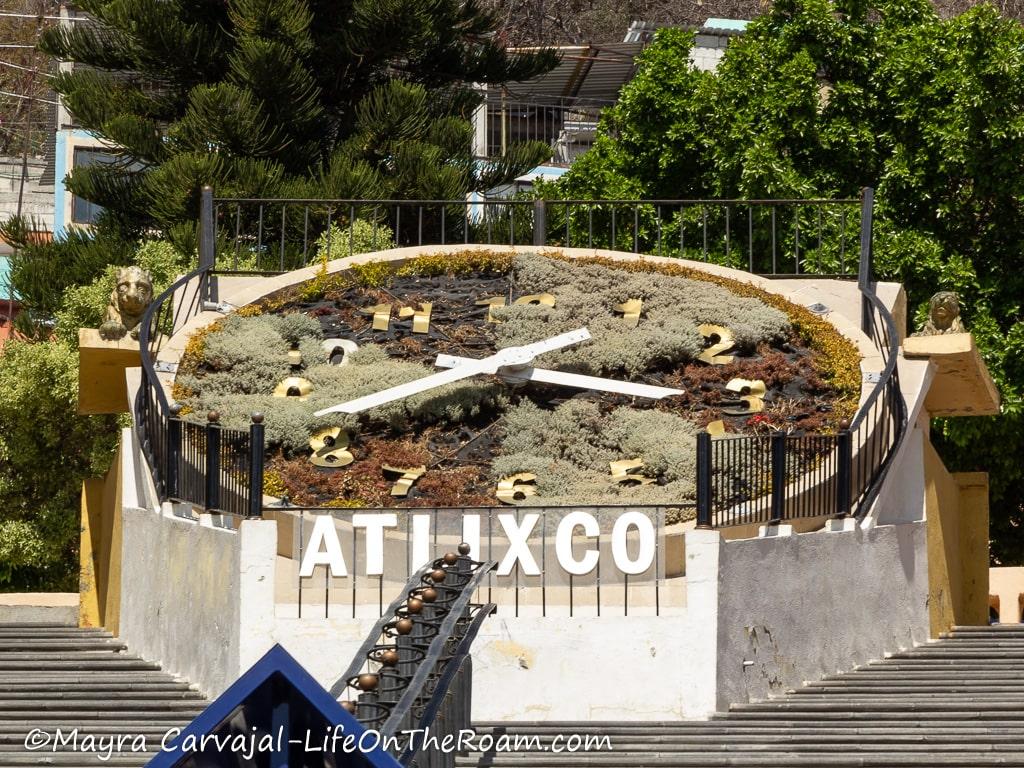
[78,327,143,415]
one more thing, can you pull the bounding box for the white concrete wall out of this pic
[119,505,242,697]
[469,529,721,721]
[715,521,930,708]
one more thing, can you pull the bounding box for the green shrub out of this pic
[0,340,119,589]
[183,336,508,452]
[313,220,396,264]
[493,253,790,375]
[493,398,698,506]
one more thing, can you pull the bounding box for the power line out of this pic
[0,59,48,75]
[0,88,56,104]
[0,11,64,21]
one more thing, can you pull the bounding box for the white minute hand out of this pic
[313,328,592,416]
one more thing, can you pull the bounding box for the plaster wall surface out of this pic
[118,505,242,697]
[990,567,1024,623]
[0,593,77,624]
[715,521,929,708]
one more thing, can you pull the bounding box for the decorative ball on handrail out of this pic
[251,412,265,424]
[430,568,447,583]
[380,649,399,667]
[356,672,379,691]
[421,587,438,603]
[457,542,471,556]
[207,410,220,423]
[406,597,424,614]
[341,701,356,714]
[169,402,183,416]
[838,419,851,431]
[442,552,458,566]
[395,618,414,635]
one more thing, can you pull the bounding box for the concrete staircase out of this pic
[458,625,1024,767]
[0,623,206,766]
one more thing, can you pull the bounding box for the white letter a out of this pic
[299,515,347,577]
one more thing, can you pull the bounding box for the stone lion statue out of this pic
[98,266,154,340]
[912,291,966,337]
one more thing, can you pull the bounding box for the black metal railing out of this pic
[134,187,905,536]
[693,188,906,527]
[206,194,860,277]
[135,265,266,518]
[329,546,496,768]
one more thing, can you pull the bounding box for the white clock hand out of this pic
[435,354,685,400]
[314,328,592,416]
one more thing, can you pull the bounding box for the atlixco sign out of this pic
[298,511,659,578]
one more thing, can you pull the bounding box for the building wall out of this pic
[118,504,243,697]
[715,520,930,708]
[0,156,53,230]
[990,567,1024,623]
[924,436,990,634]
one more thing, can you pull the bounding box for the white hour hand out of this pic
[315,328,593,415]
[435,354,684,400]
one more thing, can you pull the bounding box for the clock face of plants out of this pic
[173,251,859,511]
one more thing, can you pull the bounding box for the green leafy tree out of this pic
[2,0,557,324]
[0,340,119,590]
[555,0,1024,562]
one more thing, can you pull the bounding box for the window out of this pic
[71,148,116,225]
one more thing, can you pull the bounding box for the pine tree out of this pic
[3,0,557,325]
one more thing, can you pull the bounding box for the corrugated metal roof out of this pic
[498,41,647,102]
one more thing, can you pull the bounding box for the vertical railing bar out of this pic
[542,509,547,618]
[771,206,777,275]
[725,204,730,262]
[302,206,309,263]
[233,204,241,270]
[325,209,332,263]
[514,507,520,618]
[280,204,287,268]
[748,205,754,273]
[588,205,593,248]
[352,525,358,619]
[656,205,662,256]
[441,206,446,246]
[257,204,264,261]
[817,204,823,255]
[654,509,660,617]
[298,512,304,619]
[702,205,708,261]
[633,204,639,254]
[840,207,847,274]
[795,204,801,274]
[350,205,355,256]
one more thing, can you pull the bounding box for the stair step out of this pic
[0,625,203,768]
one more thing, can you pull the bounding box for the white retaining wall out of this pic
[715,520,929,709]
